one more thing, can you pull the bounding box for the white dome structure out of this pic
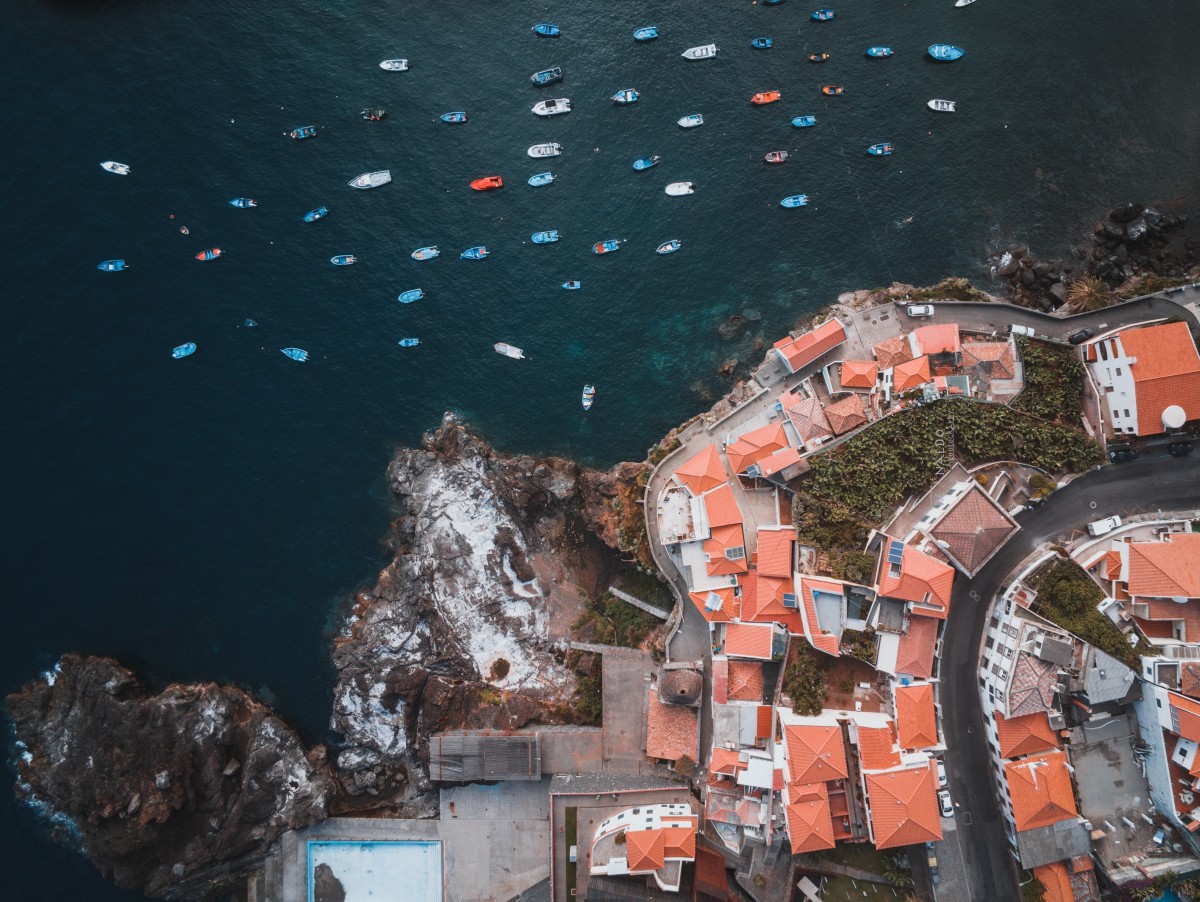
[1163,404,1187,431]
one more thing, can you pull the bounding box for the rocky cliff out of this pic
[5,654,332,899]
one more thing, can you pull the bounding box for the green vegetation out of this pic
[1012,337,1088,425]
[1032,559,1145,669]
[1066,276,1115,313]
[811,844,909,902]
[573,591,660,649]
[827,549,877,584]
[784,644,828,715]
[1117,272,1198,300]
[839,628,878,664]
[1020,873,1046,902]
[574,675,602,725]
[1028,472,1057,500]
[614,568,674,612]
[906,277,994,303]
[613,468,654,570]
[647,435,682,467]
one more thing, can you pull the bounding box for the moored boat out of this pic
[751,91,781,105]
[681,43,718,60]
[611,89,639,104]
[411,246,439,261]
[331,254,356,265]
[821,85,845,95]
[656,239,681,255]
[531,230,560,244]
[281,347,309,362]
[792,115,817,127]
[811,9,835,21]
[379,59,409,71]
[97,259,126,272]
[633,26,658,42]
[928,43,964,61]
[494,343,526,359]
[593,239,623,255]
[765,151,789,163]
[530,67,563,86]
[100,161,130,175]
[470,175,504,191]
[808,52,829,63]
[228,198,257,208]
[532,23,560,37]
[398,289,424,304]
[361,108,386,121]
[955,0,977,7]
[527,142,562,158]
[665,181,694,196]
[528,171,555,186]
[751,37,773,49]
[927,98,956,112]
[678,113,704,128]
[348,170,391,189]
[440,111,467,123]
[532,98,571,116]
[172,342,197,359]
[398,338,420,348]
[289,126,317,140]
[562,280,581,290]
[780,194,809,208]
[304,205,328,222]
[632,155,661,171]
[867,143,893,155]
[460,246,489,260]
[582,384,596,411]
[195,248,223,261]
[866,46,893,58]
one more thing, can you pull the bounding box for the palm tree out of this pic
[1066,276,1114,313]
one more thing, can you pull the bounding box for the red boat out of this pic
[764,151,789,163]
[822,85,845,96]
[750,90,781,105]
[470,175,504,191]
[195,248,223,261]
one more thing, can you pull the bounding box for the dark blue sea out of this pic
[3,0,1199,896]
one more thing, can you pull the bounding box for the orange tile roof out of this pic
[626,827,667,871]
[1128,534,1200,599]
[895,614,939,678]
[726,422,790,474]
[773,319,847,373]
[688,586,739,623]
[662,823,697,859]
[743,573,804,633]
[726,622,775,660]
[874,336,915,370]
[994,711,1060,759]
[704,523,749,577]
[865,762,943,849]
[757,706,774,741]
[702,484,743,529]
[840,359,879,389]
[758,445,805,477]
[646,685,699,762]
[1033,861,1074,902]
[926,484,1019,575]
[912,323,961,355]
[674,445,727,496]
[877,539,954,616]
[824,393,869,435]
[784,722,849,784]
[1104,550,1123,581]
[709,747,744,776]
[798,576,843,655]
[783,394,834,443]
[757,529,795,578]
[1168,691,1200,743]
[1120,322,1200,436]
[895,684,939,750]
[892,356,933,393]
[727,660,764,701]
[1004,751,1078,832]
[962,341,1016,380]
[857,723,903,771]
[785,782,837,853]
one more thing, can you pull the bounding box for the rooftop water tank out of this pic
[1163,404,1187,430]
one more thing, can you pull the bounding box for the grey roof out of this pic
[1036,635,1075,667]
[1016,818,1093,869]
[505,877,551,902]
[1081,647,1138,705]
[549,773,684,795]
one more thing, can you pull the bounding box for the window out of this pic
[1115,367,1122,376]
[1124,410,1130,418]
[1158,698,1163,708]
[888,562,901,579]
[782,592,797,608]
[985,637,995,650]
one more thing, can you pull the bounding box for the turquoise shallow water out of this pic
[2,0,1199,896]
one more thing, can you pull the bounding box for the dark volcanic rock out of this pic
[1109,202,1144,223]
[313,863,347,902]
[5,654,332,900]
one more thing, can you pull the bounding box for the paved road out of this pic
[940,451,1200,902]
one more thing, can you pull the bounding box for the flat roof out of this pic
[307,840,443,902]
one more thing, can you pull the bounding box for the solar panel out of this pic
[706,592,723,611]
[888,540,905,565]
[782,593,797,608]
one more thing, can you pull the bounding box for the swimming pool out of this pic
[307,840,443,902]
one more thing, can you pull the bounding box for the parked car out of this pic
[1168,440,1194,457]
[1009,324,1036,337]
[1087,515,1123,537]
[938,789,954,817]
[1067,327,1094,345]
[936,759,947,788]
[906,303,935,317]
[925,842,940,885]
[1108,443,1139,463]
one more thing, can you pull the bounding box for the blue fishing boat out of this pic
[97,259,126,272]
[811,10,835,21]
[281,348,309,362]
[530,67,563,86]
[172,342,197,359]
[440,111,467,123]
[867,143,893,156]
[593,239,623,255]
[244,319,257,327]
[411,246,439,261]
[792,115,817,127]
[866,46,893,58]
[656,239,681,255]
[228,198,257,208]
[331,255,356,265]
[928,44,964,61]
[528,171,555,187]
[751,37,773,49]
[632,155,661,171]
[562,280,581,290]
[398,338,420,348]
[780,194,809,208]
[532,23,560,37]
[633,26,658,42]
[678,113,704,128]
[581,384,595,411]
[611,89,639,104]
[531,230,560,244]
[289,126,317,140]
[461,246,489,260]
[397,289,424,304]
[304,206,328,222]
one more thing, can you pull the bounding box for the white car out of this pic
[937,759,947,788]
[906,303,935,317]
[1087,515,1122,537]
[938,789,954,817]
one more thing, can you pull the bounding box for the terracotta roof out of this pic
[702,484,743,529]
[962,341,1016,380]
[892,355,933,393]
[1008,651,1058,718]
[1104,550,1123,581]
[994,711,1060,759]
[785,782,837,853]
[865,762,943,849]
[704,524,749,577]
[926,483,1019,575]
[1120,322,1200,436]
[626,827,667,871]
[757,706,774,742]
[757,445,805,477]
[727,660,764,701]
[674,445,727,496]
[784,722,849,784]
[895,684,939,750]
[1033,861,1074,902]
[840,359,879,389]
[1168,691,1200,743]
[1183,663,1200,700]
[912,323,961,355]
[895,615,939,678]
[1128,534,1200,599]
[874,336,914,370]
[742,572,804,634]
[646,685,699,762]
[726,422,790,475]
[877,539,954,617]
[709,747,744,777]
[857,723,903,771]
[725,622,774,660]
[798,576,843,655]
[663,823,697,860]
[773,319,847,373]
[688,586,739,623]
[824,393,869,435]
[1004,751,1078,832]
[757,529,794,578]
[784,394,834,443]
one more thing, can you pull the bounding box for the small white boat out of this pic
[681,43,718,60]
[379,59,409,71]
[100,161,130,175]
[527,142,563,158]
[494,343,526,360]
[665,182,694,196]
[678,113,704,128]
[582,384,596,410]
[348,170,391,189]
[927,98,956,112]
[955,0,977,6]
[532,98,572,117]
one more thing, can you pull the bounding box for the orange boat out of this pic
[195,248,222,261]
[750,90,781,105]
[821,85,845,96]
[470,175,504,191]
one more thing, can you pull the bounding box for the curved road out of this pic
[941,451,1200,901]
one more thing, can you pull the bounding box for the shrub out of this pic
[489,658,510,681]
[784,645,828,715]
[573,592,659,649]
[675,755,695,776]
[1033,560,1140,668]
[1011,338,1088,425]
[574,676,602,724]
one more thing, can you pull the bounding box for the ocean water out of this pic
[2,0,1199,896]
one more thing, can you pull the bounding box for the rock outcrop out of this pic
[5,654,332,900]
